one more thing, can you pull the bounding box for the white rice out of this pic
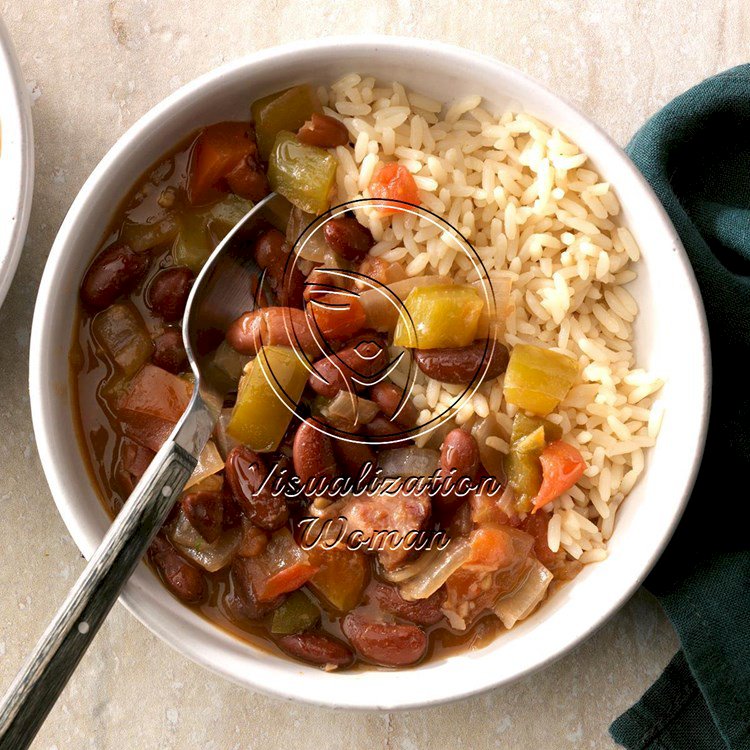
[326,75,665,566]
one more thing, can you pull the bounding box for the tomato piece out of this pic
[188,122,257,205]
[307,546,369,612]
[369,163,420,215]
[532,441,587,512]
[464,525,518,572]
[307,292,366,342]
[261,562,318,601]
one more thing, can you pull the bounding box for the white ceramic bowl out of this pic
[0,17,34,309]
[29,37,710,710]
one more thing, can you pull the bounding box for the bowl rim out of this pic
[0,16,35,310]
[29,35,711,710]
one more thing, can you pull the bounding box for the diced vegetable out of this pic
[472,275,513,339]
[493,559,553,629]
[533,441,587,512]
[463,525,521,572]
[398,538,471,601]
[358,275,452,332]
[240,528,318,602]
[286,206,334,263]
[173,211,213,273]
[172,195,256,273]
[509,413,563,445]
[211,340,250,384]
[503,343,579,416]
[227,345,309,451]
[268,131,337,214]
[320,391,379,427]
[117,364,193,452]
[184,439,224,490]
[307,292,366,342]
[120,214,179,253]
[369,163,420,215]
[270,590,321,635]
[92,302,153,376]
[169,510,241,573]
[393,285,483,349]
[188,122,257,205]
[378,447,439,479]
[251,85,322,160]
[470,413,505,478]
[307,546,369,612]
[505,415,547,515]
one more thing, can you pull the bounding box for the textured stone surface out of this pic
[1,0,743,747]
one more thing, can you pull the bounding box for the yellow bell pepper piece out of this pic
[227,346,308,451]
[393,285,484,349]
[503,344,578,416]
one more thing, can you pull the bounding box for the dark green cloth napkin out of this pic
[609,65,750,750]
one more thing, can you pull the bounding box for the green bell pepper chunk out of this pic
[270,590,321,635]
[268,131,337,215]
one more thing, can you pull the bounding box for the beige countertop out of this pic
[0,1,743,747]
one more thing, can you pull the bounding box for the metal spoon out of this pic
[0,192,282,749]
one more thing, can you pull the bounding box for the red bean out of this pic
[277,632,354,668]
[226,307,318,357]
[253,229,304,308]
[440,428,479,479]
[147,266,195,321]
[342,613,427,667]
[293,419,338,484]
[151,328,188,374]
[226,140,270,202]
[323,217,375,261]
[414,340,510,385]
[149,536,205,603]
[332,437,376,478]
[370,382,418,428]
[80,241,150,311]
[372,582,446,626]
[225,446,288,530]
[308,334,387,398]
[230,558,285,619]
[181,490,224,543]
[297,113,350,149]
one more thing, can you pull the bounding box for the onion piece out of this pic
[169,511,241,572]
[185,439,224,489]
[493,559,553,629]
[471,413,506,478]
[378,447,439,479]
[358,275,453,332]
[213,408,239,459]
[379,545,442,584]
[472,275,512,339]
[399,538,471,601]
[322,391,379,427]
[287,207,337,264]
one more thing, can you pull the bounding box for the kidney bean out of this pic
[152,328,188,374]
[149,536,205,603]
[342,613,427,667]
[147,266,195,321]
[414,340,510,385]
[226,140,270,202]
[181,490,224,543]
[277,632,354,668]
[297,113,350,149]
[323,217,375,261]
[332,437,377,478]
[253,228,305,308]
[80,241,150,311]
[440,428,479,479]
[293,419,338,484]
[115,440,155,495]
[225,446,289,530]
[372,582,446,626]
[230,558,285,619]
[370,382,418,428]
[308,334,387,398]
[226,307,318,358]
